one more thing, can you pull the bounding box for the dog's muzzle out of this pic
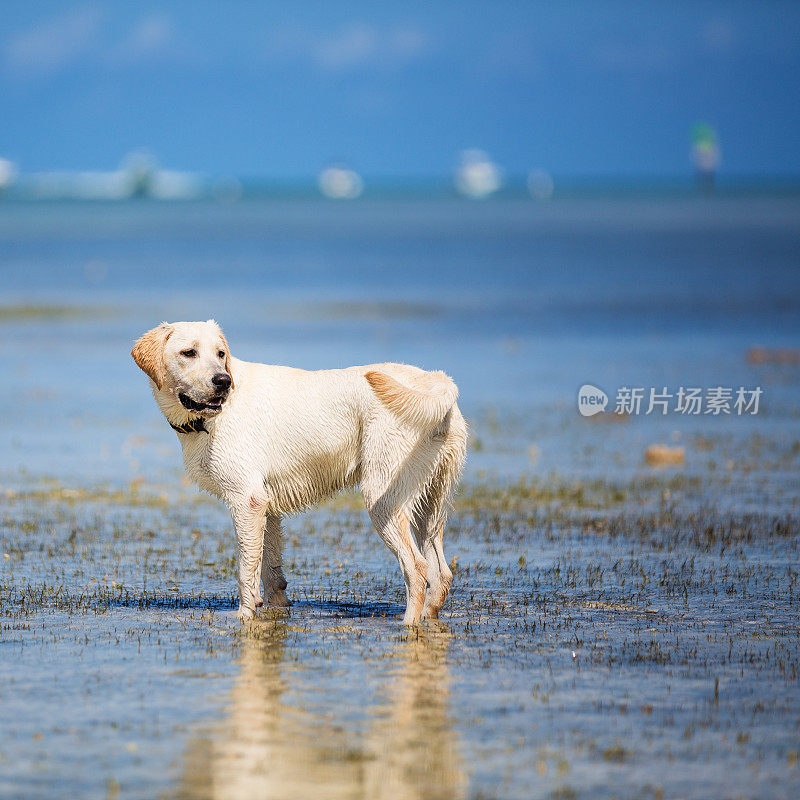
[177,372,232,413]
[178,389,228,413]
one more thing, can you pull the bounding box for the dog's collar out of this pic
[170,417,208,435]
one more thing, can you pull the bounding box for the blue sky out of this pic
[2,1,799,179]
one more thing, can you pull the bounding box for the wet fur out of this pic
[132,320,467,624]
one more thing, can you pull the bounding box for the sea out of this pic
[1,194,799,800]
[1,194,799,496]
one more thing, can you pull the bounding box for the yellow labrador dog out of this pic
[132,320,467,623]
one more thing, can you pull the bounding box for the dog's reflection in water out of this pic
[175,619,466,800]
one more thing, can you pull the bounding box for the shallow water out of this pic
[1,197,799,798]
[2,477,798,799]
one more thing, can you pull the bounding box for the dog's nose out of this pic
[211,373,231,390]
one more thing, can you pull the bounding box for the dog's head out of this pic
[132,320,234,417]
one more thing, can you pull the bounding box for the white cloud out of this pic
[127,13,172,57]
[3,4,102,75]
[264,22,430,72]
[3,13,427,78]
[316,23,378,70]
[111,12,175,64]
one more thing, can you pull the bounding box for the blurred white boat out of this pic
[455,149,501,199]
[318,164,364,200]
[21,151,203,200]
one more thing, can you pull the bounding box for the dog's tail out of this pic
[364,369,458,429]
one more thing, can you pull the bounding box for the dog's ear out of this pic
[220,332,235,390]
[131,323,173,389]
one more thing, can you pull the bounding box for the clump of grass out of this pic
[0,304,111,322]
[1,477,218,509]
[455,474,702,514]
[601,744,628,762]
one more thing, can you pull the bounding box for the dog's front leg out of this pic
[261,515,290,607]
[231,499,267,620]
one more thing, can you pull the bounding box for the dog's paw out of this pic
[266,588,291,608]
[241,576,263,609]
[401,609,423,626]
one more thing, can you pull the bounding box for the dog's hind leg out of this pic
[368,506,428,625]
[231,494,268,620]
[413,488,453,620]
[415,446,463,620]
[420,520,452,620]
[261,514,290,607]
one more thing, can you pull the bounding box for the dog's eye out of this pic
[180,349,197,358]
[218,350,226,359]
